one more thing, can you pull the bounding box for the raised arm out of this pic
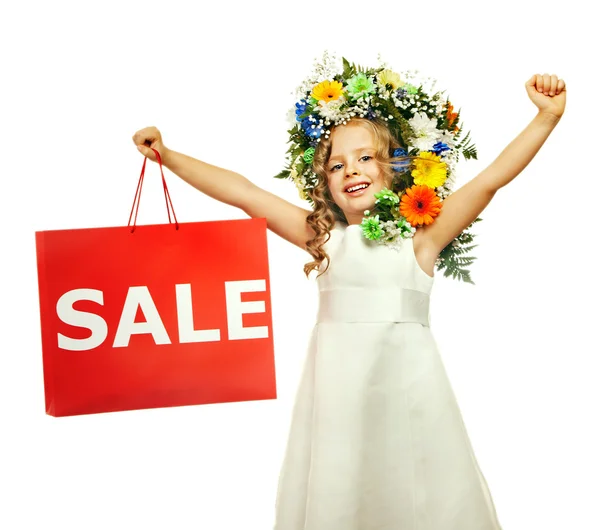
[420,73,567,255]
[133,127,315,250]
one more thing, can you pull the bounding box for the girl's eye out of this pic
[329,156,372,172]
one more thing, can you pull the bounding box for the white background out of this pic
[1,0,598,528]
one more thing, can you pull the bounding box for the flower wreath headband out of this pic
[274,51,481,284]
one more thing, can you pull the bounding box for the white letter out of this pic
[56,289,108,351]
[225,280,269,340]
[175,284,220,343]
[113,286,171,348]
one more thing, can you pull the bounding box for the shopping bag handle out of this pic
[128,147,179,233]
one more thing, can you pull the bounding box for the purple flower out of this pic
[365,107,377,120]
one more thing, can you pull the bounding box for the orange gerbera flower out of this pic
[446,102,459,132]
[399,185,442,226]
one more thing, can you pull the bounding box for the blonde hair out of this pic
[303,117,406,278]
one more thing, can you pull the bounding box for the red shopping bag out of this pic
[35,149,276,417]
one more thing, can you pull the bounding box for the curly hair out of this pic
[303,117,406,279]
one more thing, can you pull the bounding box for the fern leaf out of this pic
[274,170,291,180]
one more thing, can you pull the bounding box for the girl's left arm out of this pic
[422,73,567,255]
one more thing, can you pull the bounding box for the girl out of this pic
[133,59,566,530]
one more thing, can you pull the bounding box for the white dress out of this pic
[273,221,503,530]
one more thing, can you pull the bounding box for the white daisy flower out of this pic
[408,112,442,151]
[317,96,347,120]
[438,130,457,148]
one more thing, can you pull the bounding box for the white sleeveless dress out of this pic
[273,221,503,530]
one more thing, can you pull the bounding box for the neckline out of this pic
[337,221,360,229]
[335,221,434,282]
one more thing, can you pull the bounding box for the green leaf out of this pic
[342,57,355,79]
[289,144,307,162]
[434,222,482,284]
[456,130,478,160]
[274,169,291,180]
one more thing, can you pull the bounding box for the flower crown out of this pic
[275,52,481,284]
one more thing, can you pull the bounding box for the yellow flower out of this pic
[311,80,344,102]
[298,188,308,201]
[291,167,308,200]
[411,152,448,189]
[377,69,404,90]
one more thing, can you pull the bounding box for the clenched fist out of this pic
[525,73,566,119]
[132,126,169,163]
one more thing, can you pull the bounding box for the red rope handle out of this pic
[128,148,179,233]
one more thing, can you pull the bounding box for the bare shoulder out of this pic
[240,183,316,251]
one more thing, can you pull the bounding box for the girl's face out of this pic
[326,122,388,225]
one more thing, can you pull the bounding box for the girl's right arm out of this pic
[132,126,315,250]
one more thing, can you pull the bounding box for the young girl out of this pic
[133,57,566,530]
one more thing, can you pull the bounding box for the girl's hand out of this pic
[132,126,169,163]
[525,73,566,119]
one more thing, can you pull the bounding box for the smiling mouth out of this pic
[345,183,371,195]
